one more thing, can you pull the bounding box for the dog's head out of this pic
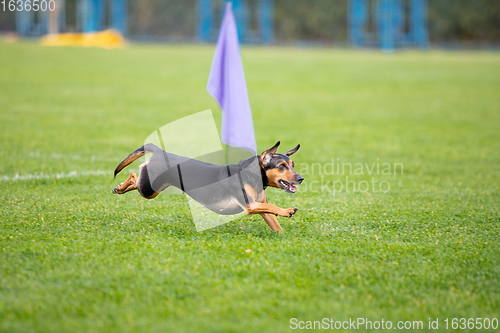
[259,141,304,193]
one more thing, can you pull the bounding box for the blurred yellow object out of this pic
[41,29,125,48]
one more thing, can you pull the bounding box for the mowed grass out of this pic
[0,41,499,332]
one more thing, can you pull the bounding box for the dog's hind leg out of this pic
[135,162,171,199]
[112,172,138,194]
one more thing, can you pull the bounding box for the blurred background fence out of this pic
[1,0,499,46]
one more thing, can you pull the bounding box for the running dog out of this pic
[112,141,303,232]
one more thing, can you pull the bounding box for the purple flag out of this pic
[207,2,257,154]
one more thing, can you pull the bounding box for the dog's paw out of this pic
[280,208,298,217]
[113,182,125,194]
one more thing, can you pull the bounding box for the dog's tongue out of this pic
[290,184,297,191]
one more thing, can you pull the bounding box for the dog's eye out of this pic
[279,164,286,170]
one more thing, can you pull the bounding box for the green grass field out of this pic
[0,41,499,332]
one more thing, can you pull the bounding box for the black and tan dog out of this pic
[112,141,303,232]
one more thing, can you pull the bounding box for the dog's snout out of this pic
[296,175,304,184]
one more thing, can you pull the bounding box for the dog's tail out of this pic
[114,143,161,179]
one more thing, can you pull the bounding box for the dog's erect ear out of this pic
[264,141,280,154]
[259,141,280,167]
[285,144,300,156]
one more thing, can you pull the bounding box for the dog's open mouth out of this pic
[279,180,298,193]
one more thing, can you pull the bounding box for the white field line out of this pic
[28,152,122,162]
[1,170,113,181]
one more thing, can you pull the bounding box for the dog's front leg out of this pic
[260,213,283,233]
[258,195,283,232]
[245,202,298,218]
